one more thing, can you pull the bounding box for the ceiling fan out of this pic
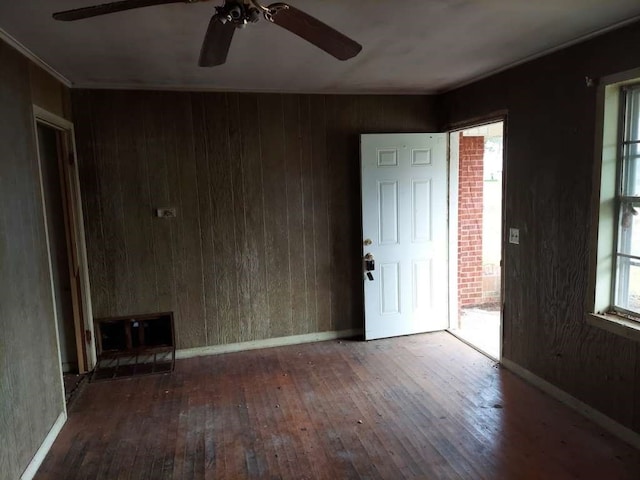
[52,0,363,67]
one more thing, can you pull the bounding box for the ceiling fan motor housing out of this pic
[217,1,260,25]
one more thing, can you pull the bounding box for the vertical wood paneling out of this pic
[258,94,292,339]
[308,95,332,333]
[74,91,111,317]
[439,21,640,435]
[170,93,207,348]
[143,92,176,314]
[73,90,438,350]
[28,63,67,119]
[227,93,252,342]
[98,94,130,315]
[191,93,217,345]
[113,92,156,313]
[282,95,307,335]
[325,97,355,331]
[635,345,640,432]
[0,40,65,479]
[203,93,241,344]
[300,95,318,334]
[239,93,270,340]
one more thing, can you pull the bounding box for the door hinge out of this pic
[85,329,92,344]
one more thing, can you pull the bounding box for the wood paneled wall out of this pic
[0,41,67,478]
[29,63,70,120]
[72,90,438,350]
[440,20,640,434]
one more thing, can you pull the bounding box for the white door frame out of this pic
[448,132,460,331]
[33,105,97,372]
[446,119,506,361]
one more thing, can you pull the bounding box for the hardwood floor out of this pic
[37,332,640,479]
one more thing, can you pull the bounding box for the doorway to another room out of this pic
[449,121,504,359]
[35,109,94,404]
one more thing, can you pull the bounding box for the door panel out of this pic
[379,181,399,244]
[380,262,400,315]
[361,133,448,340]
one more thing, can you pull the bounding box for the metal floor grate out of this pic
[91,350,174,382]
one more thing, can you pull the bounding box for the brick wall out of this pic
[458,134,484,307]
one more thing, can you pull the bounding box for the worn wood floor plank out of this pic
[36,333,640,479]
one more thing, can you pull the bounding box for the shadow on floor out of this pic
[63,372,88,405]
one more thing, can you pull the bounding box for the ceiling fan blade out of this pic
[267,3,362,61]
[53,0,186,21]
[199,16,236,67]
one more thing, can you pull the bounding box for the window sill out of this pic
[586,312,640,342]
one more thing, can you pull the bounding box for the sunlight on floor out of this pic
[452,306,500,359]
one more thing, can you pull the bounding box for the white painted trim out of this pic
[71,81,438,95]
[442,14,640,94]
[0,27,71,87]
[586,312,640,343]
[448,132,460,331]
[33,105,73,130]
[68,129,97,370]
[32,109,68,413]
[33,106,98,371]
[445,119,505,360]
[176,329,362,359]
[501,358,640,450]
[20,411,67,480]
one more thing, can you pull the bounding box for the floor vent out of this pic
[92,312,175,381]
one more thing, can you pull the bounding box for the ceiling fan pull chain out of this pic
[247,0,288,22]
[263,3,288,23]
[247,0,269,13]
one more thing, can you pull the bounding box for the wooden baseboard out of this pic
[176,329,362,360]
[20,411,67,480]
[501,357,640,450]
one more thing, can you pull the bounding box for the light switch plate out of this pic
[509,227,520,245]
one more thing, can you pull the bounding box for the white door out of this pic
[361,133,449,340]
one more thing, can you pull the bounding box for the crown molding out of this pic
[71,81,436,95]
[441,14,640,94]
[0,27,71,87]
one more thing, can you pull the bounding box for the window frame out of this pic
[611,84,640,318]
[586,68,640,342]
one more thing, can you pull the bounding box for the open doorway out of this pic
[37,122,78,375]
[34,108,95,403]
[448,121,504,359]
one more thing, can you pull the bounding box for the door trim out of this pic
[446,118,507,361]
[448,131,460,331]
[33,105,96,372]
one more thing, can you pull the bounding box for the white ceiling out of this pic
[2,0,640,94]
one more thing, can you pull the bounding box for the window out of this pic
[612,85,640,317]
[587,71,640,341]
